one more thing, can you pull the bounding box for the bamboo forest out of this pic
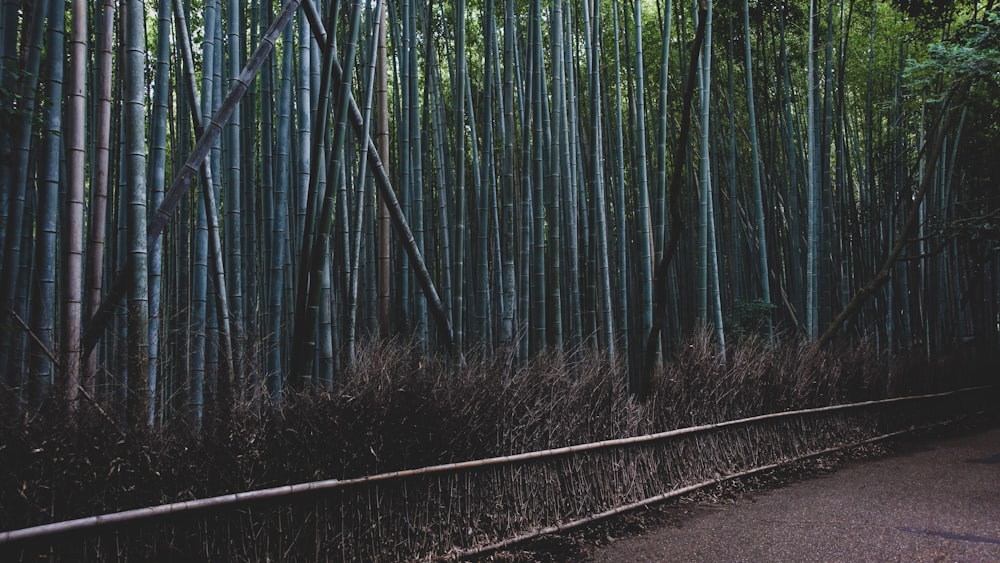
[1,0,998,426]
[2,0,1000,558]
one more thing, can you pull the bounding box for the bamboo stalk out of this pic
[299,0,456,356]
[642,4,709,394]
[82,0,306,358]
[819,93,964,347]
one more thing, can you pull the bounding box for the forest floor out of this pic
[488,423,1000,562]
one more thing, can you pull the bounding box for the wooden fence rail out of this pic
[1,386,995,560]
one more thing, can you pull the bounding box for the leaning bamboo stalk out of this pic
[82,0,305,358]
[818,93,963,347]
[642,2,708,395]
[1,385,989,546]
[83,0,456,362]
[172,0,236,402]
[302,0,456,355]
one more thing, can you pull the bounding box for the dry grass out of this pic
[0,330,993,544]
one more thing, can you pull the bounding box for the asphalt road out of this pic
[587,427,1000,562]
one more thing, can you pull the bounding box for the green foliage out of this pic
[892,0,955,25]
[725,298,777,338]
[904,9,1000,100]
[933,214,1000,253]
[0,67,44,136]
[912,10,1000,258]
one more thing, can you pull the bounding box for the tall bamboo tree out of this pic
[453,0,467,352]
[64,0,88,409]
[743,0,773,340]
[124,0,150,426]
[587,0,615,357]
[806,0,821,339]
[0,0,47,393]
[147,0,172,425]
[631,0,654,393]
[82,0,116,398]
[29,0,64,404]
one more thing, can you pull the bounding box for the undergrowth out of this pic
[0,329,994,532]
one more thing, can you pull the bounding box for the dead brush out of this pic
[0,330,992,557]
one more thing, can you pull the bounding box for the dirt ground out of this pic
[482,424,1000,562]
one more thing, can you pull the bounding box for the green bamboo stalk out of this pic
[778,7,804,330]
[610,0,629,358]
[225,0,246,375]
[147,0,172,425]
[318,232,334,388]
[29,0,65,404]
[346,1,383,366]
[499,0,516,348]
[454,0,468,353]
[476,0,496,348]
[820,0,836,333]
[724,19,745,304]
[124,0,150,426]
[697,0,724,358]
[562,2,584,352]
[268,17,294,398]
[426,41,453,349]
[806,0,820,339]
[0,0,17,260]
[654,0,674,268]
[632,0,654,385]
[256,0,277,387]
[292,10,312,375]
[395,0,412,337]
[587,0,615,357]
[0,0,47,388]
[462,63,488,345]
[544,1,565,349]
[375,2,390,333]
[408,0,427,352]
[295,10,312,272]
[530,0,546,351]
[84,0,308,360]
[643,1,707,395]
[517,14,532,360]
[742,0,772,341]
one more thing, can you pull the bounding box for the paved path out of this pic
[588,427,1000,562]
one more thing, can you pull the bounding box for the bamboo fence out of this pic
[0,386,995,561]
